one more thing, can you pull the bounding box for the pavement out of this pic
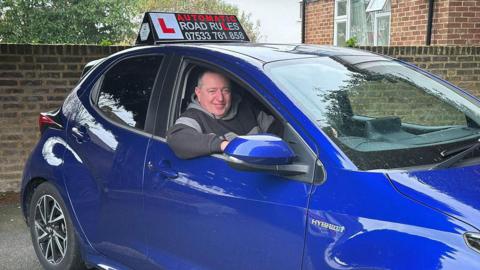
[0,193,42,270]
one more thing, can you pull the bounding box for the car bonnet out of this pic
[387,164,480,231]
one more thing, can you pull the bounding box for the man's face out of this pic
[195,72,232,117]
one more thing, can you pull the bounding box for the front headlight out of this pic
[464,232,480,254]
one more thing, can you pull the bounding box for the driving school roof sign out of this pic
[135,12,250,45]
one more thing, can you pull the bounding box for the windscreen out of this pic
[266,56,480,170]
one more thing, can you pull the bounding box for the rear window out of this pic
[96,55,163,130]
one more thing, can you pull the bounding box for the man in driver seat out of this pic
[167,70,281,159]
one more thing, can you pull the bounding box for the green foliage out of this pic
[136,0,262,42]
[346,36,358,47]
[99,39,114,46]
[0,0,262,44]
[0,0,138,44]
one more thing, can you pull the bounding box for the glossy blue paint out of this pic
[387,165,480,230]
[21,128,69,217]
[303,167,480,270]
[224,134,295,165]
[20,43,480,270]
[61,76,152,269]
[143,139,311,270]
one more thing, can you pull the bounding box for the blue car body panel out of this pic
[20,43,480,269]
[387,165,480,230]
[144,142,311,270]
[304,168,479,270]
[21,128,69,205]
[140,49,316,269]
[60,54,160,268]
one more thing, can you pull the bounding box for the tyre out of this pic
[28,182,87,270]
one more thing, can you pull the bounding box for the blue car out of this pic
[21,12,480,270]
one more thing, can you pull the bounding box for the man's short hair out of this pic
[197,70,230,88]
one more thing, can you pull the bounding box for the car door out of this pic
[143,58,319,269]
[62,53,167,268]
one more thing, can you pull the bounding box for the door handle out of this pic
[147,160,178,179]
[72,126,90,143]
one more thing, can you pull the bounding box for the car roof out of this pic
[129,43,383,64]
[203,43,379,63]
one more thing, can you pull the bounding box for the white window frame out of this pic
[298,1,302,22]
[334,0,349,46]
[374,11,391,45]
[366,0,387,12]
[334,0,391,46]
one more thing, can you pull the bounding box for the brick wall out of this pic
[350,73,468,125]
[360,46,480,96]
[390,0,430,45]
[430,0,450,45]
[0,44,127,192]
[306,0,480,46]
[0,44,479,192]
[436,0,480,45]
[391,0,480,45]
[305,0,334,44]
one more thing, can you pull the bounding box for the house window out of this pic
[334,0,391,46]
[299,0,304,21]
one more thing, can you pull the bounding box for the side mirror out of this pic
[224,135,308,176]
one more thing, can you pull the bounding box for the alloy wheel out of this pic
[33,194,68,265]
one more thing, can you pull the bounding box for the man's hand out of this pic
[220,140,229,151]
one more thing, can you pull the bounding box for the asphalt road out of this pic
[0,193,42,270]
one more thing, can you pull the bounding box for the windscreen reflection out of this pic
[266,57,480,170]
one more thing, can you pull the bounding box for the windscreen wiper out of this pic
[432,138,480,169]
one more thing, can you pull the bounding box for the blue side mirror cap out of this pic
[224,134,296,165]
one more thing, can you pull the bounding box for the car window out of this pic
[266,57,480,170]
[348,78,466,126]
[96,55,163,130]
[177,64,283,137]
[169,63,319,180]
